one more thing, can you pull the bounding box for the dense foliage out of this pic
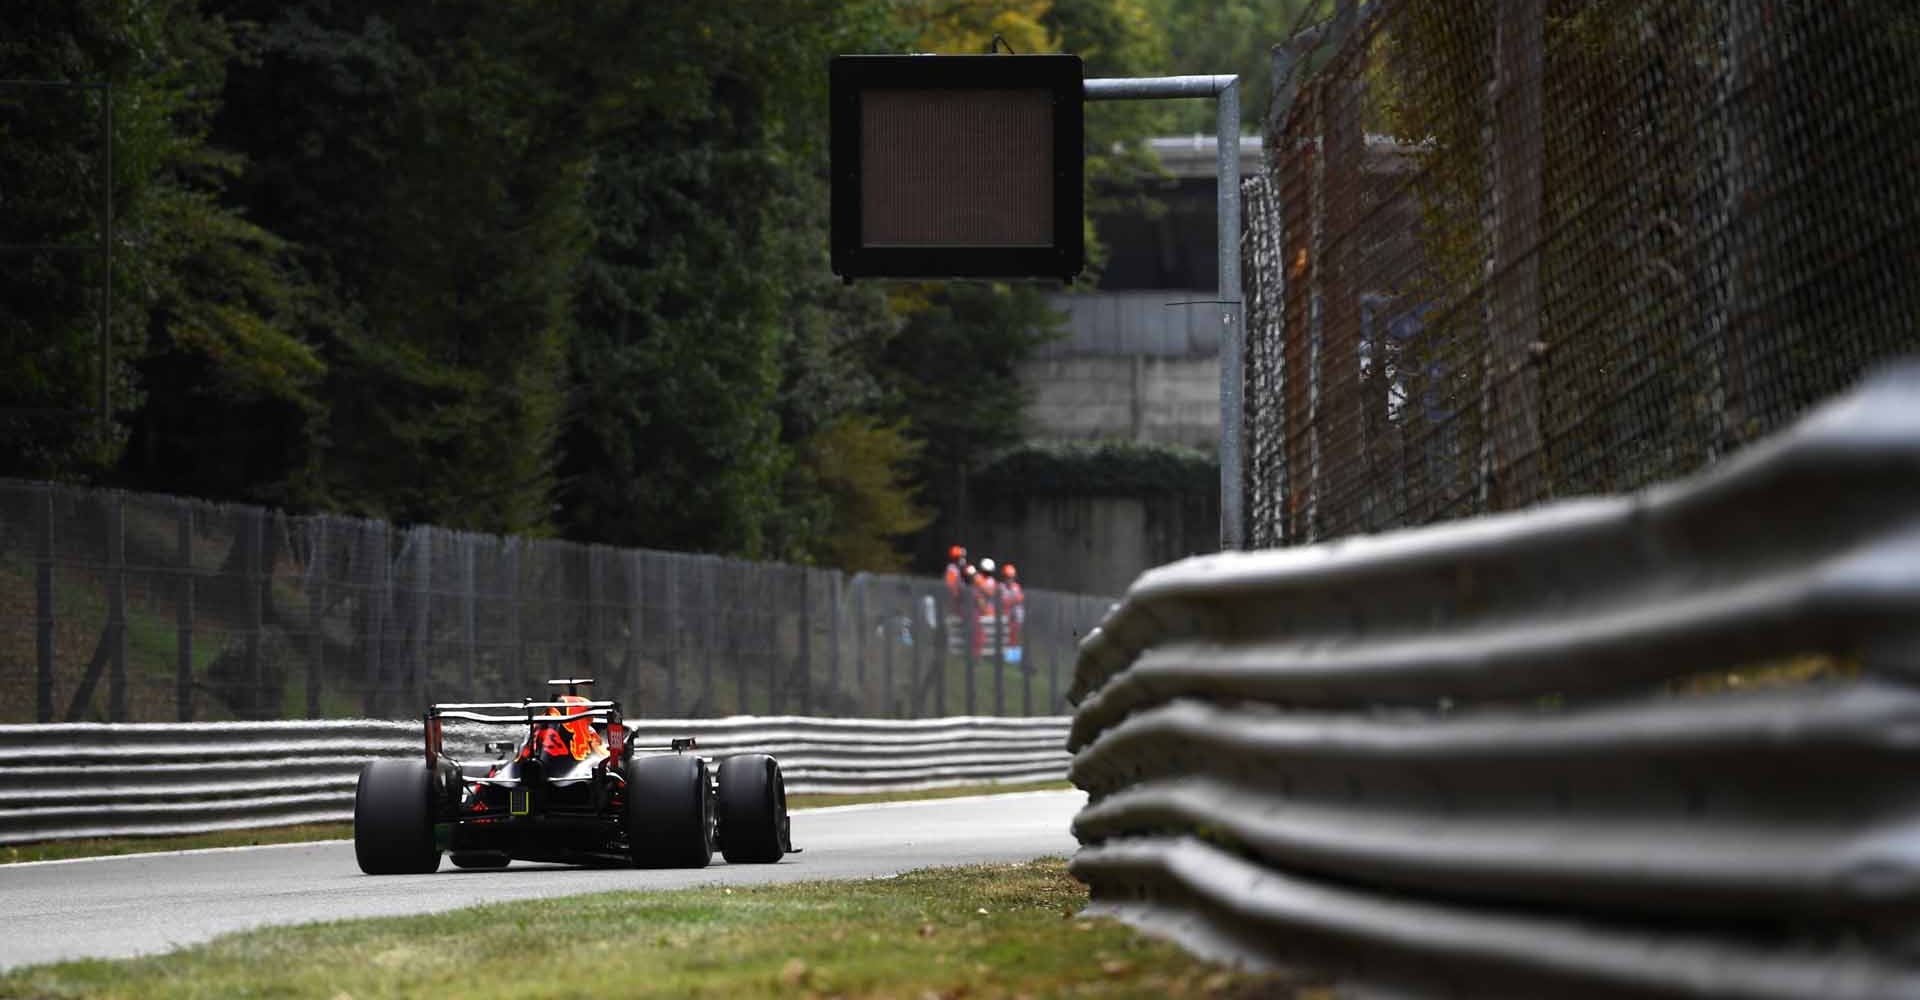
[0,0,1216,571]
[1156,0,1322,132]
[0,0,319,495]
[975,439,1216,497]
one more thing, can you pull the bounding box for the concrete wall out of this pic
[1036,291,1224,357]
[1018,355,1221,453]
[962,492,1219,597]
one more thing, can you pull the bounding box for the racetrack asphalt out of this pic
[0,789,1085,971]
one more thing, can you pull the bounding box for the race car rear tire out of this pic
[626,755,713,868]
[717,754,788,864]
[450,851,511,870]
[354,758,441,875]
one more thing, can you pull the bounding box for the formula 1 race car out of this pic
[353,679,793,873]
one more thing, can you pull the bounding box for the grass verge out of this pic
[0,858,1319,999]
[1,823,355,865]
[0,781,1075,865]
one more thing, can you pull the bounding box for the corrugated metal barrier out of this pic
[0,715,1068,845]
[1065,362,1920,997]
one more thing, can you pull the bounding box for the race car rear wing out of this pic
[420,699,695,766]
[432,701,620,723]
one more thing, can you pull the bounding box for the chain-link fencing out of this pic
[1242,0,1920,547]
[0,480,1113,723]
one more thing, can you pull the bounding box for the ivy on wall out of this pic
[973,440,1217,498]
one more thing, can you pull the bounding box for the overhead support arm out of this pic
[1085,75,1245,551]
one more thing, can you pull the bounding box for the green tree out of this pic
[557,0,904,556]
[760,249,929,570]
[560,131,788,552]
[1156,0,1323,132]
[783,415,932,572]
[0,0,320,498]
[878,282,1062,567]
[210,0,591,532]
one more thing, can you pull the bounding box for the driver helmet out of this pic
[542,694,605,761]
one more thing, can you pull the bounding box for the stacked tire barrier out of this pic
[1066,363,1920,997]
[0,715,1068,846]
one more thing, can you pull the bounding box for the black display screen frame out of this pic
[830,54,1084,281]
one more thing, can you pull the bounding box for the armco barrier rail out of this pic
[1065,362,1920,997]
[0,715,1068,845]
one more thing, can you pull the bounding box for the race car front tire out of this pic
[717,754,788,864]
[626,755,713,868]
[354,758,441,875]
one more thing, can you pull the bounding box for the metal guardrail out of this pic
[0,715,1069,845]
[1065,362,1920,997]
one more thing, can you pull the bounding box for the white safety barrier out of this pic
[0,715,1068,845]
[1067,363,1920,997]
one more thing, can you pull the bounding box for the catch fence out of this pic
[0,481,1111,723]
[1068,359,1920,996]
[1241,0,1920,547]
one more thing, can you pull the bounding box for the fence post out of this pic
[665,556,680,715]
[882,603,896,718]
[1714,1,1757,457]
[992,585,1006,717]
[35,488,53,723]
[411,528,430,703]
[178,500,196,721]
[588,545,605,690]
[244,507,265,717]
[964,607,977,716]
[1483,0,1546,509]
[107,496,127,722]
[304,515,325,718]
[797,568,812,715]
[913,595,925,716]
[915,604,928,719]
[362,524,380,715]
[737,566,751,716]
[702,558,717,715]
[64,501,120,721]
[759,566,774,715]
[909,596,926,719]
[626,550,643,708]
[505,540,521,700]
[462,533,477,701]
[1021,594,1032,717]
[1306,80,1329,541]
[1047,600,1060,713]
[827,572,840,711]
[936,606,949,718]
[854,575,869,706]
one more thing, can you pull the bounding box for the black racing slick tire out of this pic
[354,758,441,875]
[717,754,788,864]
[449,851,511,870]
[626,755,713,869]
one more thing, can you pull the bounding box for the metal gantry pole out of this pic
[1084,75,1244,550]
